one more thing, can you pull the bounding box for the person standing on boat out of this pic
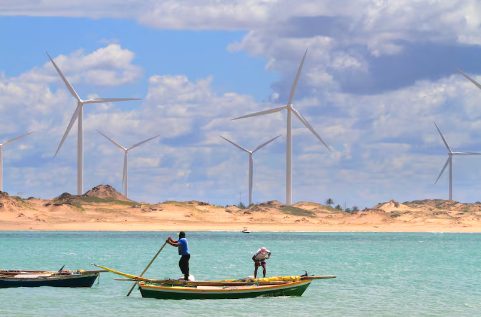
[252,247,271,278]
[166,231,190,281]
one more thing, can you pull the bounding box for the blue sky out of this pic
[0,17,277,100]
[2,1,481,208]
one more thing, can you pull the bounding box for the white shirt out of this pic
[254,249,271,261]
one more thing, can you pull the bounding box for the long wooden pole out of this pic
[126,241,168,297]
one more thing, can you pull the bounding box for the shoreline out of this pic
[1,221,481,233]
[3,191,481,234]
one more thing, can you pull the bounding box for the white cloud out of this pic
[19,44,142,87]
[3,1,481,51]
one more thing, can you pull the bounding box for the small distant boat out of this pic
[93,264,336,300]
[241,227,251,233]
[0,269,106,288]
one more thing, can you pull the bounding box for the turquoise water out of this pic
[1,231,481,316]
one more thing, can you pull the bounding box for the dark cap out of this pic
[178,231,186,238]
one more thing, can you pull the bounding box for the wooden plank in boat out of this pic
[12,274,52,278]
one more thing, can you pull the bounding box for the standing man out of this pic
[252,247,271,278]
[166,231,190,281]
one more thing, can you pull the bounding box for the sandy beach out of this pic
[1,185,481,232]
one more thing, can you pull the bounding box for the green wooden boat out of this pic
[138,279,313,300]
[93,263,336,300]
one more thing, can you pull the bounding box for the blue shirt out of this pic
[178,238,190,255]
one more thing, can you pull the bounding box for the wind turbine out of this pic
[220,135,281,205]
[434,122,481,200]
[47,52,141,195]
[232,49,330,205]
[98,131,159,198]
[0,132,34,191]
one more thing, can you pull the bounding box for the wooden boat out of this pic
[241,227,251,233]
[0,269,106,288]
[93,263,335,300]
[138,279,313,299]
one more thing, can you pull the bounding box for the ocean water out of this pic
[0,231,480,316]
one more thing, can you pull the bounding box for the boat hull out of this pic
[139,279,312,300]
[0,273,99,288]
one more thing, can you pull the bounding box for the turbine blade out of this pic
[435,157,450,184]
[434,122,452,153]
[98,131,126,151]
[220,136,249,153]
[54,105,80,157]
[83,98,141,104]
[453,152,481,155]
[2,131,35,147]
[127,135,160,151]
[231,106,286,121]
[454,67,481,91]
[288,48,308,105]
[46,52,81,102]
[252,135,282,153]
[292,108,330,151]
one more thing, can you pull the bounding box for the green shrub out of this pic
[280,206,316,217]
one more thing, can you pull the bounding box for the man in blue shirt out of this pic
[167,231,190,281]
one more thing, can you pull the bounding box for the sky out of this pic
[2,0,481,208]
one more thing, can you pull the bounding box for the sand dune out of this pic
[1,186,481,232]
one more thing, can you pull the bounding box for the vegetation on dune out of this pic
[50,197,85,212]
[237,202,247,209]
[279,206,316,217]
[161,200,184,205]
[75,196,137,206]
[51,193,136,212]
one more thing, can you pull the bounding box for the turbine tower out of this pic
[98,131,159,198]
[47,52,140,195]
[0,132,34,191]
[220,135,281,205]
[232,49,330,205]
[434,122,481,200]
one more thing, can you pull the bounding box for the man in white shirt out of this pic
[252,247,271,278]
